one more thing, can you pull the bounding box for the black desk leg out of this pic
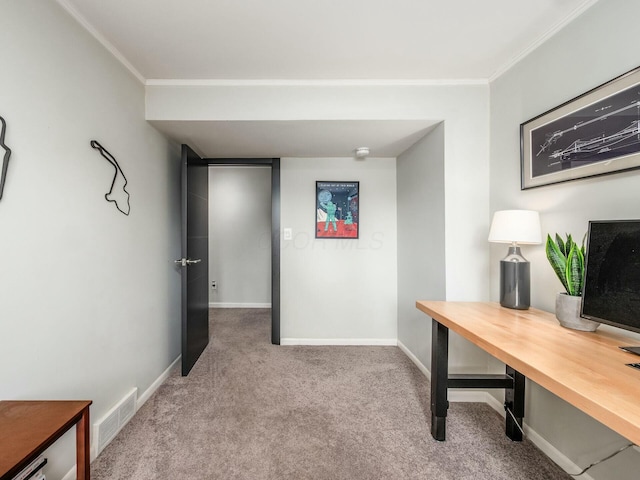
[505,365,525,441]
[431,319,449,441]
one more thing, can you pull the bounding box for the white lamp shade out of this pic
[488,210,541,244]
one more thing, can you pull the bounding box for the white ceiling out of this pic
[149,120,439,158]
[57,0,598,157]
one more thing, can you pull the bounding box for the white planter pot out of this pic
[555,293,600,332]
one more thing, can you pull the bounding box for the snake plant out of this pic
[545,233,586,296]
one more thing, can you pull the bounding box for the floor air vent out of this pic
[94,388,138,456]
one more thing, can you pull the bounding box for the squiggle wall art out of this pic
[90,140,131,216]
[0,116,11,201]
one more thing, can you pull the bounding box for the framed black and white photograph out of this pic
[521,66,640,189]
[316,181,359,239]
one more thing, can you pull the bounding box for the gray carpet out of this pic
[91,308,571,479]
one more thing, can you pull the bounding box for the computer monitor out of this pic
[581,219,640,334]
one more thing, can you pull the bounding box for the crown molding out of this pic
[489,0,600,82]
[145,78,488,87]
[55,0,146,84]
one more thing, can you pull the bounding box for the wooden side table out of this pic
[0,400,92,480]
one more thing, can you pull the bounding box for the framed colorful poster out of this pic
[315,181,359,239]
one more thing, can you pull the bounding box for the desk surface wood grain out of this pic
[416,301,640,446]
[0,400,91,479]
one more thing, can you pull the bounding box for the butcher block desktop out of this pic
[416,301,640,445]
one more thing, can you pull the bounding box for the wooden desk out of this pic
[416,301,640,444]
[0,400,92,480]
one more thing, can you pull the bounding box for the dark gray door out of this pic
[179,145,209,376]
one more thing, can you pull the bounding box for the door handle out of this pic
[174,258,202,267]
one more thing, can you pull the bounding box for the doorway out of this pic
[204,158,280,345]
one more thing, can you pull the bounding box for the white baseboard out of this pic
[281,338,397,346]
[61,355,182,480]
[522,423,595,480]
[398,340,430,380]
[61,465,76,480]
[484,392,505,414]
[397,340,592,479]
[137,355,181,410]
[209,302,271,308]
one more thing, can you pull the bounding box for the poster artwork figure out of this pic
[321,199,340,232]
[344,211,354,229]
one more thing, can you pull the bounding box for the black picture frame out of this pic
[315,181,359,239]
[521,65,640,189]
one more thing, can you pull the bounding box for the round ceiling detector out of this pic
[355,147,370,158]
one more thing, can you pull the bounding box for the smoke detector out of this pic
[355,147,370,158]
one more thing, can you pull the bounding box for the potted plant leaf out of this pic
[545,233,600,331]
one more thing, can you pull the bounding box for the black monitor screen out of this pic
[582,220,640,333]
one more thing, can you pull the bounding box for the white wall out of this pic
[397,125,446,359]
[208,166,271,306]
[490,0,640,477]
[397,123,489,381]
[0,3,180,479]
[280,157,397,343]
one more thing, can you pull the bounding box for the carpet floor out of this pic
[91,308,571,479]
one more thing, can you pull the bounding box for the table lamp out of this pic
[488,210,541,310]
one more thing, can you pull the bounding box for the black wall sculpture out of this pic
[90,140,131,216]
[0,116,11,201]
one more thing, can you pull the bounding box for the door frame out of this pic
[205,157,281,345]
